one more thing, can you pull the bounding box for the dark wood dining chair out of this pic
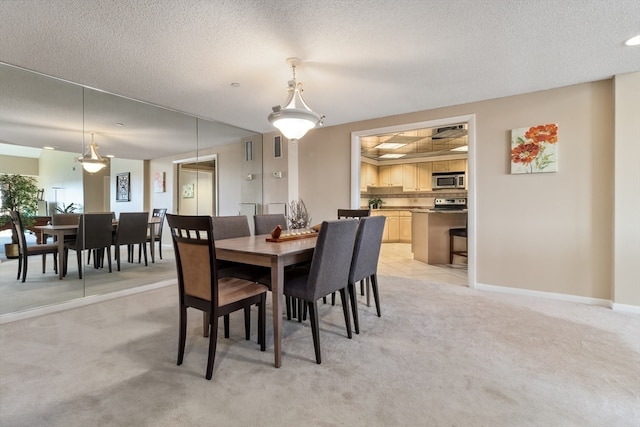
[63,213,113,279]
[143,208,167,262]
[253,213,288,235]
[166,214,268,380]
[348,215,385,334]
[10,211,59,283]
[283,219,358,364]
[449,227,468,264]
[113,212,149,271]
[337,208,371,219]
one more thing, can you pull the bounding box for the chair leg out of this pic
[371,274,381,317]
[106,247,112,273]
[331,292,336,306]
[244,306,251,340]
[224,314,230,338]
[360,280,365,296]
[158,237,163,259]
[339,288,352,339]
[177,305,187,365]
[206,311,218,380]
[203,312,209,337]
[77,249,82,279]
[298,299,304,323]
[365,277,371,307]
[42,253,46,273]
[348,282,360,334]
[258,294,266,351]
[308,300,321,364]
[16,255,22,280]
[142,243,148,266]
[53,252,58,274]
[286,296,292,320]
[20,255,27,283]
[116,246,121,271]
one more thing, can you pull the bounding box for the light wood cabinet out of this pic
[372,210,411,243]
[360,162,378,191]
[399,212,412,243]
[416,162,432,191]
[432,159,466,173]
[402,164,416,191]
[378,164,403,186]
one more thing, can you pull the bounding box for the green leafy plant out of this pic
[0,174,40,229]
[368,197,384,209]
[56,203,78,213]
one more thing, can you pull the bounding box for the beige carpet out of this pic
[0,275,638,427]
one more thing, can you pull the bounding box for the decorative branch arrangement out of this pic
[287,199,311,229]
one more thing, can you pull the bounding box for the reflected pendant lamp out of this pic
[267,57,324,142]
[78,133,108,173]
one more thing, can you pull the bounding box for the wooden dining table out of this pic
[215,233,317,368]
[35,217,163,280]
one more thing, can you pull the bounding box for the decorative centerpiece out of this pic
[287,199,311,229]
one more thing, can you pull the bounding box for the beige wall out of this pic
[0,154,38,176]
[110,158,144,217]
[613,72,640,307]
[297,79,618,301]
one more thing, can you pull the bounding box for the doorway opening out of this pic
[350,114,476,288]
[174,154,218,217]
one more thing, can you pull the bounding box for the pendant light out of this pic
[267,57,324,142]
[77,133,108,173]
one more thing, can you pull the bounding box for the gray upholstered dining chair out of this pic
[253,213,288,235]
[10,211,59,282]
[283,219,358,364]
[113,212,149,271]
[63,213,114,279]
[347,215,386,334]
[166,214,267,380]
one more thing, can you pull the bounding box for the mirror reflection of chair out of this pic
[63,213,113,279]
[449,227,468,264]
[113,212,149,271]
[283,219,358,364]
[166,214,268,380]
[348,216,385,334]
[253,213,287,235]
[143,208,167,263]
[10,211,58,283]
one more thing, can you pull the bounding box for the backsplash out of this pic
[361,187,467,209]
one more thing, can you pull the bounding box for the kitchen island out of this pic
[411,209,467,265]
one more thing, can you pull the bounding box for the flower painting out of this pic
[510,123,558,174]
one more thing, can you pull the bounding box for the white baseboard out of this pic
[475,282,612,307]
[610,302,640,315]
[0,279,176,325]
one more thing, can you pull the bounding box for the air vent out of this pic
[432,125,466,139]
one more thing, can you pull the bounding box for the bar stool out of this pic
[449,227,467,264]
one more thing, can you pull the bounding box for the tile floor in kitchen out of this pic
[378,243,468,286]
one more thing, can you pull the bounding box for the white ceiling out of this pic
[1,0,639,139]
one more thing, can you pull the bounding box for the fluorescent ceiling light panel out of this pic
[379,153,406,159]
[451,145,468,152]
[374,142,407,149]
[625,35,640,46]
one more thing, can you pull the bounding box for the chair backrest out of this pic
[253,214,288,235]
[305,219,359,301]
[349,216,386,284]
[76,213,115,250]
[151,208,167,237]
[115,212,149,245]
[166,214,217,305]
[337,209,371,219]
[211,215,250,240]
[9,211,28,256]
[52,213,80,225]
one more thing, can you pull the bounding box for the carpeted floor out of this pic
[0,275,638,427]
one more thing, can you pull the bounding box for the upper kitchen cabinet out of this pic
[360,162,378,191]
[432,159,466,173]
[378,164,403,187]
[403,162,432,191]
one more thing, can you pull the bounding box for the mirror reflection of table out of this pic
[34,224,79,280]
[215,234,317,368]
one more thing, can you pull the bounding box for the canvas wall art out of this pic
[510,123,558,174]
[154,172,165,193]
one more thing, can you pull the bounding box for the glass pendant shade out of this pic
[78,134,108,173]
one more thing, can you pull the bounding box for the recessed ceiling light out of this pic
[625,35,640,46]
[43,146,55,150]
[115,122,124,127]
[374,143,407,150]
[105,154,115,158]
[379,153,406,159]
[231,82,240,87]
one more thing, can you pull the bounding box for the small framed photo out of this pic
[182,183,194,199]
[116,172,131,202]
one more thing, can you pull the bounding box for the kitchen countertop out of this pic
[412,208,468,214]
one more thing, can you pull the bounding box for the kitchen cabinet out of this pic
[372,210,411,243]
[399,211,412,243]
[360,162,378,191]
[402,164,416,191]
[432,159,466,173]
[378,164,403,186]
[416,162,432,191]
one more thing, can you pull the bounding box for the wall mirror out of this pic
[0,62,261,317]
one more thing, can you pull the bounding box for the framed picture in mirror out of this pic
[116,172,131,202]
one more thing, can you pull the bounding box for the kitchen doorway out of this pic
[350,114,476,288]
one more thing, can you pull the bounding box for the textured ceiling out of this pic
[1,0,639,138]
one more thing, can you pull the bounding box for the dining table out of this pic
[35,217,163,280]
[214,233,317,368]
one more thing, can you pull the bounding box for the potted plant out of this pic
[368,197,384,209]
[0,174,40,258]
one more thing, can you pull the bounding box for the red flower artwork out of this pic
[510,123,558,173]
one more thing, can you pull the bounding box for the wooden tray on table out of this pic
[266,231,318,243]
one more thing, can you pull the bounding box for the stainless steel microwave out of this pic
[432,172,465,190]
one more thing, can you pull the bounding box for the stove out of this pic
[433,198,467,211]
